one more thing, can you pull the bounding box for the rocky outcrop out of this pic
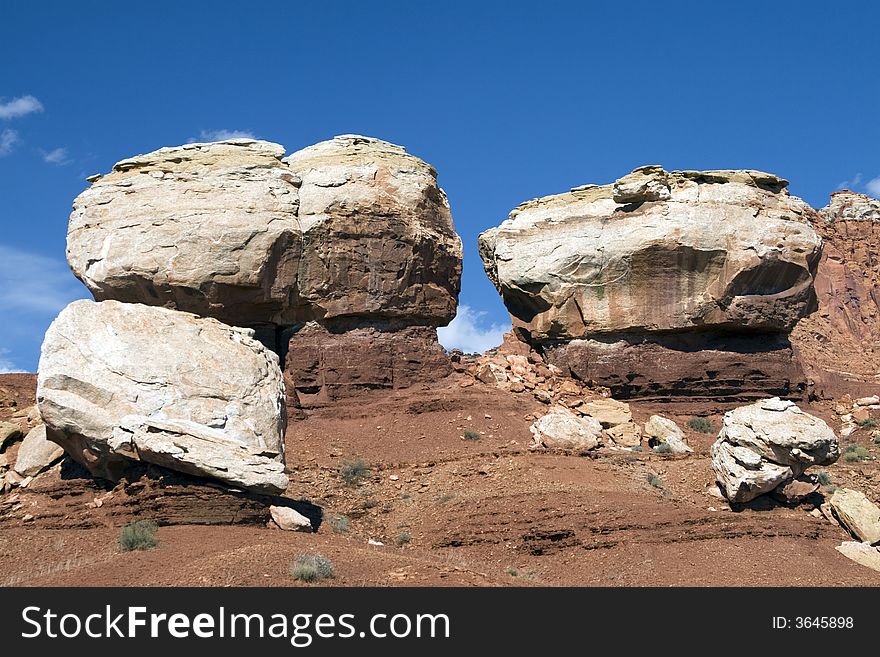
[711,398,839,503]
[791,190,880,398]
[479,166,822,400]
[37,300,288,494]
[69,136,461,330]
[68,136,462,400]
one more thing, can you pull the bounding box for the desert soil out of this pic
[1,372,879,587]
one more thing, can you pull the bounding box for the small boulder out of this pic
[580,398,632,428]
[604,422,642,448]
[0,421,21,449]
[835,541,880,573]
[14,425,64,477]
[270,505,313,532]
[530,407,603,451]
[644,415,692,454]
[829,488,880,545]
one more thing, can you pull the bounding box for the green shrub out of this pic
[843,444,870,462]
[646,473,663,489]
[339,458,370,486]
[395,531,411,547]
[434,492,455,504]
[291,553,335,582]
[118,520,158,552]
[463,430,481,441]
[327,514,350,533]
[687,417,713,434]
[817,471,832,486]
[855,418,879,428]
[630,445,643,452]
[873,434,880,445]
[653,443,673,454]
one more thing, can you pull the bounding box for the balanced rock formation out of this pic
[791,190,880,398]
[68,136,462,402]
[479,166,822,401]
[37,300,288,494]
[711,398,838,503]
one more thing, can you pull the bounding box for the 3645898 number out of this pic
[794,617,853,629]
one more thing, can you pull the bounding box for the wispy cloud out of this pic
[0,244,88,314]
[192,129,257,143]
[867,177,880,197]
[0,348,25,374]
[437,305,510,354]
[41,147,70,165]
[836,173,863,190]
[0,95,44,120]
[0,128,18,156]
[837,172,880,199]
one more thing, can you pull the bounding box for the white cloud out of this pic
[866,177,880,197]
[437,305,510,354]
[41,147,70,165]
[0,348,25,374]
[836,172,862,190]
[0,128,18,156]
[193,129,257,143]
[0,95,44,120]
[0,244,88,314]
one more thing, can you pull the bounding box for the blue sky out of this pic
[2,1,879,370]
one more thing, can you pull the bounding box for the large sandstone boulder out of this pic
[829,488,880,544]
[711,398,839,503]
[479,166,822,400]
[68,136,462,330]
[791,190,880,398]
[37,300,288,493]
[530,407,603,451]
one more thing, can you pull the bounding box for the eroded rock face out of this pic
[37,300,288,493]
[480,166,821,399]
[711,398,838,503]
[791,191,880,398]
[68,136,462,330]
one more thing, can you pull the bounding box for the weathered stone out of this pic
[711,398,839,503]
[580,398,631,427]
[284,323,451,404]
[830,488,880,544]
[0,421,21,449]
[530,407,602,451]
[480,166,820,341]
[604,421,642,447]
[37,300,288,493]
[835,541,880,573]
[270,505,313,532]
[13,425,63,477]
[771,475,819,503]
[67,136,462,330]
[710,440,792,503]
[643,415,692,454]
[855,396,880,407]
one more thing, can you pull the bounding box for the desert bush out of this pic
[855,418,879,428]
[327,514,350,533]
[395,531,411,547]
[339,458,370,486]
[687,417,713,434]
[434,492,455,504]
[653,443,673,454]
[291,553,335,583]
[646,473,663,488]
[463,430,481,441]
[873,434,880,445]
[631,445,643,452]
[817,471,832,486]
[843,444,870,462]
[118,520,158,552]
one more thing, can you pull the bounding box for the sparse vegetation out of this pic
[463,430,481,441]
[855,418,879,428]
[395,531,411,547]
[505,566,538,580]
[873,434,880,445]
[817,471,832,486]
[646,473,664,489]
[687,417,713,434]
[843,444,870,462]
[327,514,350,533]
[339,458,370,486]
[653,443,673,454]
[434,492,455,504]
[291,553,335,583]
[825,485,839,495]
[118,520,158,552]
